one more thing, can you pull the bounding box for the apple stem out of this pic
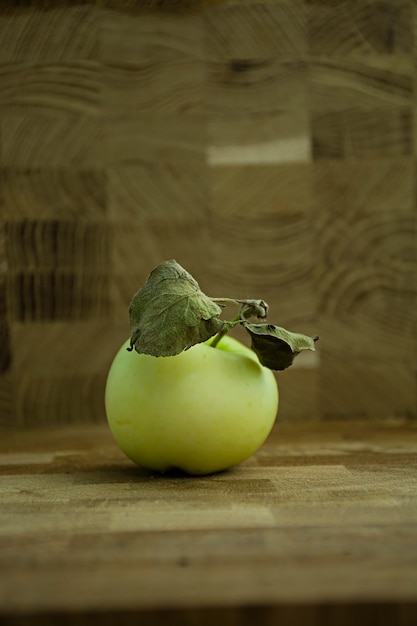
[209,315,241,348]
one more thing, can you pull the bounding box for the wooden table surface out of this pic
[0,420,416,626]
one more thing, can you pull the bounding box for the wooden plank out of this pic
[0,605,416,626]
[0,421,415,618]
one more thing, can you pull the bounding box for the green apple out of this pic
[105,334,278,475]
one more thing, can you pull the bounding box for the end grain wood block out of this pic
[10,321,126,379]
[0,62,100,117]
[0,374,15,427]
[0,321,11,374]
[5,220,109,271]
[103,61,204,116]
[1,114,103,168]
[319,360,416,420]
[310,57,413,112]
[207,60,310,165]
[101,5,204,64]
[0,169,106,220]
[205,1,307,61]
[5,220,110,322]
[312,157,414,213]
[103,116,205,166]
[208,60,308,117]
[307,0,413,58]
[0,4,98,63]
[13,373,107,428]
[8,272,109,322]
[3,321,127,428]
[275,364,320,422]
[207,109,311,166]
[312,107,412,159]
[0,229,10,373]
[101,7,205,115]
[107,160,207,219]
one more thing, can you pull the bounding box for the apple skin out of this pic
[105,335,278,475]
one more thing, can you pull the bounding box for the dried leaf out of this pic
[129,260,224,357]
[244,323,317,370]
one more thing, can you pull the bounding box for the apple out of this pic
[105,334,278,475]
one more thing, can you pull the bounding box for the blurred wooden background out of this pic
[0,0,416,427]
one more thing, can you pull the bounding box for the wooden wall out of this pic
[0,0,416,428]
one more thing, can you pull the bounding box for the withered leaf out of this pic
[129,260,224,357]
[244,323,317,370]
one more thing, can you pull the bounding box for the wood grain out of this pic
[208,60,308,116]
[102,8,204,115]
[0,169,106,220]
[0,374,14,428]
[0,222,11,376]
[5,220,108,271]
[102,8,204,63]
[205,1,307,61]
[0,420,416,624]
[5,220,110,322]
[8,321,127,427]
[320,361,416,420]
[208,164,316,328]
[311,107,412,159]
[0,0,416,427]
[307,1,413,58]
[310,57,413,111]
[207,109,311,165]
[107,160,207,219]
[312,157,414,213]
[0,62,100,116]
[1,114,103,168]
[0,5,98,63]
[8,271,109,322]
[103,115,205,166]
[312,154,416,418]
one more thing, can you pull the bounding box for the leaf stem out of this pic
[210,297,240,305]
[211,297,269,320]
